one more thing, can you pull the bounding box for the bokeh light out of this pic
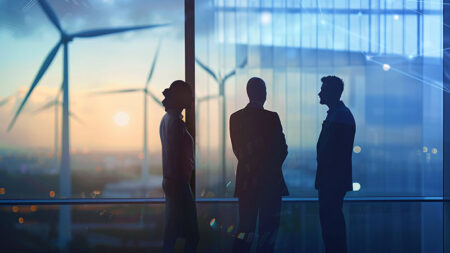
[353,145,361,154]
[260,12,272,24]
[209,218,216,227]
[353,182,361,191]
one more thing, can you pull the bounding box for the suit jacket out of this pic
[230,104,289,199]
[315,101,356,192]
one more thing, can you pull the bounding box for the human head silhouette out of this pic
[318,75,344,107]
[162,80,193,111]
[246,77,267,104]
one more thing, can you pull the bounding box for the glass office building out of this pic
[0,0,448,252]
[196,0,443,198]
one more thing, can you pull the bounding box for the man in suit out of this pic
[316,76,356,253]
[230,77,289,253]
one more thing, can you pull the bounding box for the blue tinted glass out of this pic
[334,14,348,50]
[195,0,443,198]
[424,0,442,10]
[350,14,361,51]
[424,15,443,57]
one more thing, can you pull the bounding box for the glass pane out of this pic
[0,0,184,198]
[0,202,442,252]
[195,0,443,198]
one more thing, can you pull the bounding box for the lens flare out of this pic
[353,182,361,191]
[210,218,216,227]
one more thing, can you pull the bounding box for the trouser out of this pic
[162,178,199,253]
[232,195,282,253]
[318,189,347,253]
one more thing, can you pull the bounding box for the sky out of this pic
[0,0,186,152]
[0,0,444,154]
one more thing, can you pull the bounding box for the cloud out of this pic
[0,0,184,37]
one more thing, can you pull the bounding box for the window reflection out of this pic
[195,0,443,197]
[0,202,442,252]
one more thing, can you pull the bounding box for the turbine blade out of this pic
[72,23,169,38]
[90,88,142,96]
[147,90,163,107]
[33,100,56,113]
[8,41,61,131]
[195,58,219,83]
[0,96,11,107]
[38,0,63,34]
[145,41,162,89]
[69,111,84,125]
[222,57,248,83]
[238,57,248,68]
[198,94,220,103]
[222,70,236,83]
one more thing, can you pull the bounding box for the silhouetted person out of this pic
[316,76,355,253]
[230,77,289,253]
[160,80,199,253]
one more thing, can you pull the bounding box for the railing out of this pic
[0,196,447,206]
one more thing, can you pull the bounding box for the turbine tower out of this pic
[33,88,84,173]
[7,0,168,247]
[91,43,163,184]
[195,57,247,194]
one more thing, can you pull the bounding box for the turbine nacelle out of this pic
[7,0,169,131]
[61,33,73,43]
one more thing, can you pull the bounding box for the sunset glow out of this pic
[114,111,130,127]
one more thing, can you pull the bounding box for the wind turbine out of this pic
[7,0,168,194]
[0,96,12,107]
[195,57,247,194]
[33,88,84,174]
[6,0,168,247]
[0,91,23,111]
[91,43,163,183]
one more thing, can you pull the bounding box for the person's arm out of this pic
[165,118,185,179]
[273,113,288,166]
[332,122,355,168]
[261,113,288,172]
[229,114,241,159]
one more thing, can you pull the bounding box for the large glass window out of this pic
[0,0,184,198]
[195,0,444,198]
[0,0,448,251]
[0,202,442,252]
